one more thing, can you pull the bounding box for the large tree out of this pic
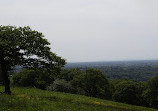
[0,26,65,94]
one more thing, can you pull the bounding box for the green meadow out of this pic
[0,86,156,111]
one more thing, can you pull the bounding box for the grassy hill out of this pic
[0,86,156,111]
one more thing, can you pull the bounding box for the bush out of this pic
[12,69,55,89]
[47,79,76,93]
[13,69,37,87]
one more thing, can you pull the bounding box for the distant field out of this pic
[0,86,156,111]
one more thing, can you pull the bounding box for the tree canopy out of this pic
[0,25,65,94]
[113,80,146,106]
[146,76,158,108]
[72,69,112,99]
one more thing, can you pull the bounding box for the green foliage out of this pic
[0,86,156,111]
[13,69,36,87]
[113,80,147,106]
[58,69,82,81]
[144,76,158,108]
[72,65,158,81]
[0,65,2,78]
[0,66,2,84]
[47,68,84,94]
[0,25,65,93]
[0,25,65,69]
[72,69,112,99]
[47,79,76,93]
[12,69,55,89]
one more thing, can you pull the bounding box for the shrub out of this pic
[13,69,37,87]
[12,69,55,89]
[47,79,76,93]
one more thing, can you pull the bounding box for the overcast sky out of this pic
[1,0,158,62]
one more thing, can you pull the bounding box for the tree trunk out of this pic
[1,63,11,94]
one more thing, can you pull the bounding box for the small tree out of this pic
[72,69,112,99]
[0,26,65,94]
[113,80,146,106]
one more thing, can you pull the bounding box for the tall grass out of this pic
[0,86,156,111]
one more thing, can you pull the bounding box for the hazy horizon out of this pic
[1,0,158,62]
[67,59,158,63]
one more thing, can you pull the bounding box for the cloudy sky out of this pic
[1,0,158,62]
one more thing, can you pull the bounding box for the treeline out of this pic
[9,68,158,109]
[73,66,158,81]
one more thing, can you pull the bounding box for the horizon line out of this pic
[67,59,158,63]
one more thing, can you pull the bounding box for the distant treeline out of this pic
[75,66,158,81]
[65,60,158,81]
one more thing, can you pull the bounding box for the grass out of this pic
[0,86,157,111]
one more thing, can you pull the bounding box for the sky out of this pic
[1,0,158,62]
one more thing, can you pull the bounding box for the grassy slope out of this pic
[0,86,156,111]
